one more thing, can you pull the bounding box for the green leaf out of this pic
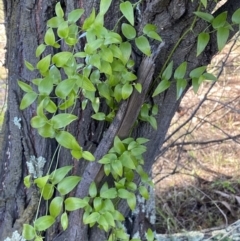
[55,78,76,99]
[68,9,84,23]
[51,113,77,129]
[20,92,38,110]
[130,146,146,156]
[61,212,68,231]
[112,210,125,221]
[100,60,112,75]
[38,123,55,138]
[36,44,46,57]
[34,215,55,231]
[89,182,97,198]
[23,224,36,240]
[37,54,51,73]
[52,52,73,67]
[111,160,123,177]
[114,136,126,154]
[174,61,187,79]
[152,79,170,97]
[55,2,64,17]
[98,215,109,231]
[176,78,187,100]
[121,23,136,40]
[162,61,173,80]
[134,83,142,93]
[65,197,88,211]
[100,187,117,199]
[91,112,106,121]
[146,31,162,41]
[84,212,100,224]
[50,166,73,185]
[194,11,213,23]
[119,42,132,65]
[232,9,240,24]
[57,21,69,39]
[103,212,115,227]
[118,188,132,199]
[82,151,95,161]
[136,137,149,144]
[122,83,133,100]
[50,197,63,218]
[189,66,206,78]
[34,175,49,188]
[44,28,55,46]
[56,131,81,150]
[202,72,217,81]
[100,0,112,15]
[135,36,151,56]
[127,193,136,210]
[38,76,53,95]
[143,24,157,34]
[24,175,31,188]
[42,183,54,200]
[93,197,102,211]
[217,27,229,51]
[45,99,57,113]
[18,80,32,92]
[201,0,207,8]
[212,11,227,29]
[120,151,136,169]
[139,186,149,200]
[120,1,134,26]
[192,78,200,93]
[47,16,64,28]
[24,60,35,71]
[57,176,81,195]
[197,32,210,56]
[31,115,47,128]
[146,228,154,241]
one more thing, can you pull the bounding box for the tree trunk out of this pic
[0,0,239,240]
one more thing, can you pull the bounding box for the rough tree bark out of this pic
[0,0,239,241]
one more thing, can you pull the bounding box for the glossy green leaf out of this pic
[34,175,49,189]
[114,136,125,154]
[201,0,207,8]
[212,11,227,29]
[92,97,100,113]
[120,151,136,169]
[24,60,35,71]
[57,21,69,39]
[65,197,88,211]
[98,215,109,231]
[23,224,35,240]
[217,27,229,51]
[18,80,32,92]
[146,228,154,241]
[134,83,142,93]
[82,9,95,30]
[52,52,73,67]
[112,210,125,221]
[202,72,217,81]
[84,212,100,224]
[42,183,54,200]
[121,23,136,40]
[45,99,57,113]
[146,31,162,41]
[93,197,102,212]
[100,60,112,75]
[50,197,63,218]
[152,79,170,97]
[82,151,95,161]
[119,42,132,64]
[36,44,46,57]
[192,78,200,93]
[68,9,84,23]
[130,145,146,156]
[100,187,117,199]
[194,11,213,23]
[24,175,31,188]
[50,166,72,185]
[135,36,151,56]
[176,78,187,100]
[20,92,38,110]
[91,112,106,121]
[55,131,81,150]
[136,137,149,144]
[61,212,68,231]
[38,123,55,138]
[122,83,133,100]
[100,0,112,15]
[162,61,173,80]
[100,46,113,63]
[89,182,97,198]
[118,188,132,199]
[232,9,240,24]
[44,28,55,46]
[57,176,81,195]
[34,215,55,231]
[51,113,77,129]
[55,2,64,17]
[112,160,123,177]
[103,212,115,227]
[47,16,64,28]
[120,1,134,25]
[197,32,210,56]
[174,61,187,79]
[143,24,156,34]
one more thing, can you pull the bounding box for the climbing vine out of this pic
[12,0,240,240]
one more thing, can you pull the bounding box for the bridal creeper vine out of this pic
[15,0,240,240]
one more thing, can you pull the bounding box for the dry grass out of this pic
[153,35,240,234]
